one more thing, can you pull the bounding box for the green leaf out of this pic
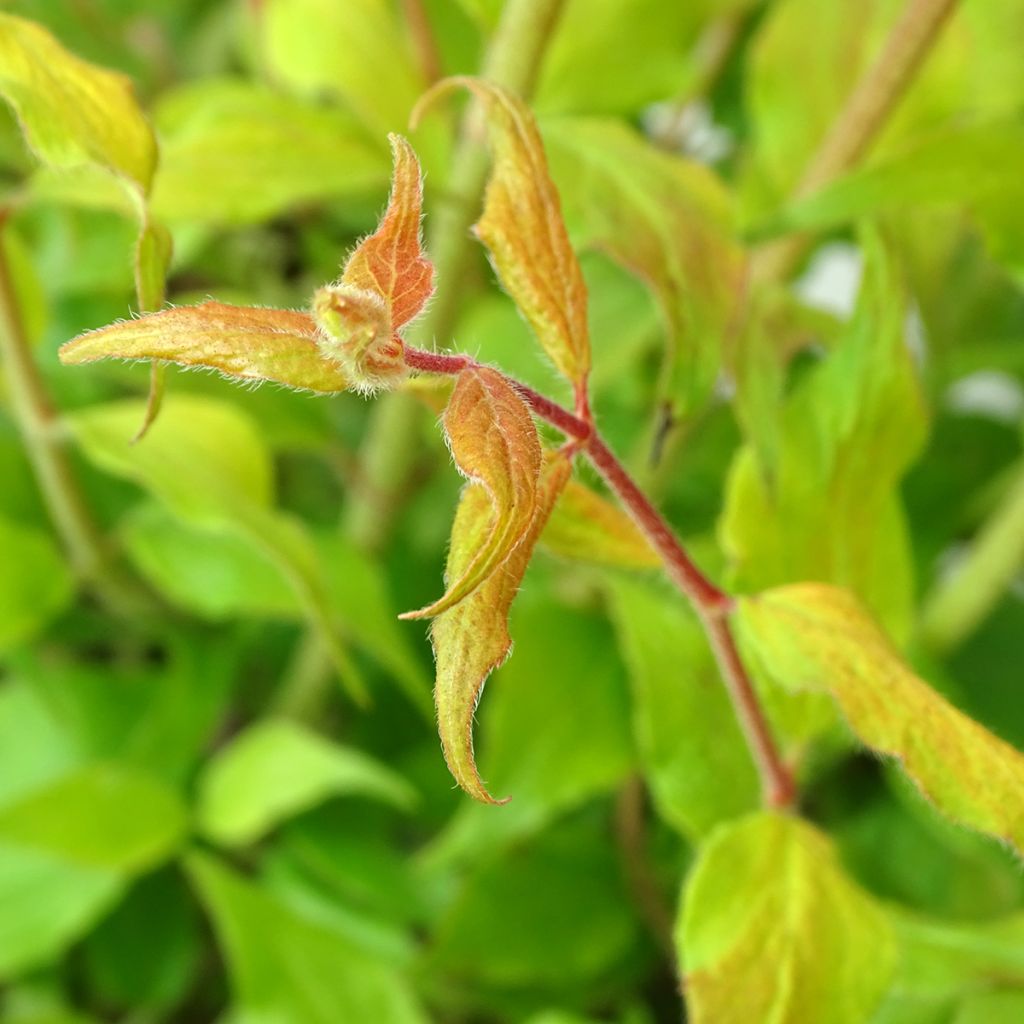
[258,0,425,139]
[0,842,121,979]
[737,582,1024,855]
[80,870,200,1013]
[720,229,926,642]
[758,120,1024,239]
[545,117,743,414]
[607,578,758,839]
[0,763,186,872]
[68,395,365,702]
[186,850,429,1024]
[150,79,388,224]
[197,718,416,847]
[0,514,74,654]
[0,13,156,193]
[678,812,896,1024]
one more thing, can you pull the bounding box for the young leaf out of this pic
[0,13,156,192]
[736,582,1024,855]
[542,478,659,570]
[59,302,348,393]
[340,134,433,330]
[679,813,896,1024]
[431,453,572,803]
[417,78,591,396]
[401,366,541,620]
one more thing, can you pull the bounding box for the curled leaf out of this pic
[401,366,541,619]
[340,134,433,329]
[0,12,156,192]
[416,77,590,396]
[60,302,349,393]
[431,453,572,803]
[737,583,1024,854]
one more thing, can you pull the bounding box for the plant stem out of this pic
[753,0,960,283]
[404,345,796,808]
[401,0,443,85]
[0,215,141,615]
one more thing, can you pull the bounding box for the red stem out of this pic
[403,344,796,807]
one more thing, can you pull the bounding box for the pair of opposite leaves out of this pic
[61,78,594,805]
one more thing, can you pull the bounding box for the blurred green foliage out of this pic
[1,0,1023,1021]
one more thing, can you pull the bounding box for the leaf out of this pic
[197,718,416,847]
[736,582,1024,854]
[0,763,187,873]
[720,229,926,643]
[340,134,434,330]
[258,0,426,139]
[542,477,658,569]
[428,599,633,862]
[607,578,758,839]
[430,453,572,803]
[150,79,388,224]
[401,366,541,619]
[417,78,591,394]
[0,514,74,653]
[678,812,896,1024]
[0,842,121,979]
[545,117,744,413]
[67,396,365,702]
[60,302,348,394]
[186,850,429,1024]
[0,13,156,192]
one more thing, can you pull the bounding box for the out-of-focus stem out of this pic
[752,0,960,283]
[0,215,141,615]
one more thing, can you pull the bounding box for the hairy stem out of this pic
[404,346,796,807]
[0,216,142,615]
[753,0,959,283]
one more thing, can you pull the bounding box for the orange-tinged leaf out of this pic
[417,77,590,394]
[737,583,1024,854]
[401,366,541,619]
[431,453,572,803]
[340,133,433,329]
[59,302,349,393]
[543,478,659,569]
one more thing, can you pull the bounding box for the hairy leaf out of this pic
[60,302,348,393]
[547,118,744,413]
[431,454,572,803]
[341,134,433,330]
[402,366,541,619]
[0,13,156,192]
[737,583,1024,854]
[542,478,658,569]
[419,78,591,394]
[679,813,896,1024]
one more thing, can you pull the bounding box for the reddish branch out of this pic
[404,345,796,808]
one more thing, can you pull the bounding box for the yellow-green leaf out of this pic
[431,454,572,803]
[402,366,541,620]
[0,13,156,192]
[419,78,591,395]
[542,478,658,569]
[736,582,1024,854]
[679,812,896,1024]
[59,302,348,394]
